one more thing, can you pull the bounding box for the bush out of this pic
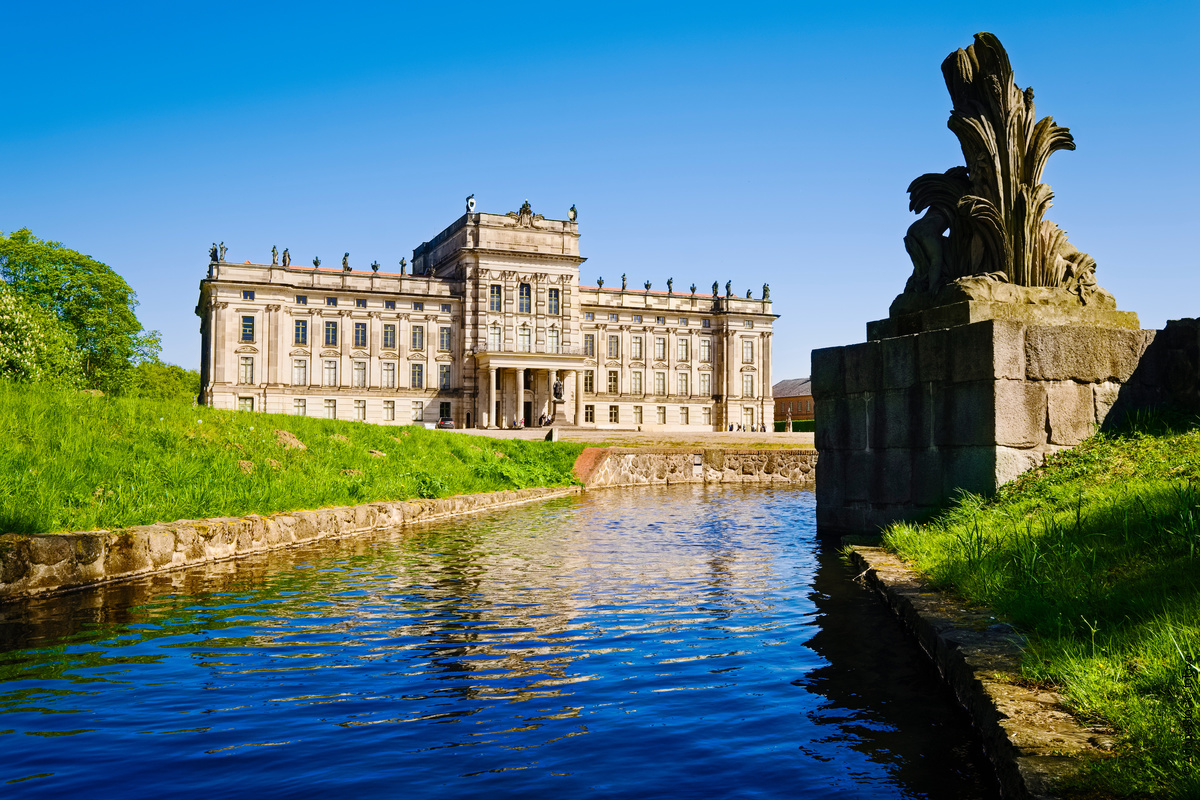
[0,283,81,387]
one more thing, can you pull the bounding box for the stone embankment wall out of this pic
[576,447,817,488]
[0,486,579,601]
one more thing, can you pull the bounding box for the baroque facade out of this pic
[196,202,776,430]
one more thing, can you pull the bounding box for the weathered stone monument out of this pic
[813,33,1154,533]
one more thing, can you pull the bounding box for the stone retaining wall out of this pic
[0,486,580,601]
[577,447,817,488]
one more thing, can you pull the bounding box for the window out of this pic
[411,401,424,422]
[655,316,665,325]
[607,335,620,359]
[631,336,643,360]
[584,312,594,321]
[241,316,254,342]
[607,370,618,394]
[411,363,424,389]
[294,319,308,345]
[742,373,755,397]
[548,288,560,315]
[325,297,337,307]
[608,313,619,322]
[324,320,338,346]
[678,318,688,326]
[548,328,560,353]
[584,370,595,394]
[654,337,666,361]
[703,407,712,425]
[631,371,643,394]
[700,372,711,396]
[656,406,666,424]
[584,334,595,357]
[238,356,254,384]
[294,399,306,416]
[742,338,754,364]
[702,319,711,328]
[353,361,367,388]
[518,327,531,352]
[654,371,666,395]
[744,320,754,328]
[518,283,531,313]
[700,337,712,362]
[383,400,395,421]
[324,399,336,419]
[677,372,690,396]
[383,362,395,388]
[355,298,367,309]
[323,360,337,386]
[441,304,451,313]
[411,325,424,350]
[677,338,689,361]
[354,322,367,348]
[383,324,396,350]
[354,399,366,420]
[584,404,595,423]
[609,405,619,423]
[238,396,254,412]
[632,314,642,323]
[633,406,643,424]
[743,406,756,427]
[242,290,255,300]
[439,326,451,351]
[439,364,450,390]
[385,300,396,310]
[296,295,307,305]
[680,407,689,425]
[489,284,502,312]
[292,359,307,386]
[413,301,424,311]
[439,401,451,419]
[489,324,502,350]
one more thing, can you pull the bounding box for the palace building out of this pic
[196,201,777,430]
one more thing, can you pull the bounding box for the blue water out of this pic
[0,485,997,798]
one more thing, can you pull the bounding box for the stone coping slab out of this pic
[574,447,817,488]
[847,545,1112,800]
[0,486,580,601]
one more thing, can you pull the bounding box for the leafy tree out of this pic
[0,228,160,394]
[131,360,200,403]
[0,283,82,387]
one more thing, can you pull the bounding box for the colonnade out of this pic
[478,367,581,428]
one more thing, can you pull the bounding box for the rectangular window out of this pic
[678,318,688,326]
[325,297,337,307]
[242,290,255,300]
[411,325,424,350]
[383,324,396,350]
[489,284,502,312]
[703,406,712,425]
[654,337,666,361]
[656,406,666,424]
[292,359,307,386]
[385,300,395,310]
[654,371,666,396]
[548,328,560,353]
[413,301,424,311]
[631,336,643,360]
[584,404,595,423]
[324,399,336,419]
[584,334,595,357]
[353,361,367,388]
[411,401,424,422]
[518,327,531,352]
[609,405,619,423]
[702,319,711,328]
[354,399,366,420]
[383,400,395,421]
[608,313,619,322]
[632,314,642,323]
[680,407,689,425]
[584,370,595,394]
[439,364,450,390]
[411,363,424,389]
[606,370,619,394]
[441,304,451,313]
[518,283,531,314]
[238,356,254,384]
[607,335,619,359]
[296,295,307,305]
[238,396,254,412]
[744,320,754,328]
[700,372,711,396]
[439,401,451,419]
[742,373,755,397]
[656,316,665,325]
[323,360,337,386]
[439,326,451,351]
[294,398,306,416]
[324,320,338,346]
[631,371,643,394]
[742,338,754,363]
[677,372,689,396]
[241,315,254,342]
[355,298,367,309]
[677,338,689,361]
[700,337,712,362]
[294,318,307,346]
[489,325,502,350]
[584,312,594,321]
[633,405,643,424]
[354,322,367,348]
[548,288,560,315]
[383,362,395,388]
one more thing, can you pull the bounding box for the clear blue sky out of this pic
[3,1,1197,380]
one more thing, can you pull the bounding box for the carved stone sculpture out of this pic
[597,276,604,288]
[219,242,227,261]
[763,283,770,301]
[712,281,719,297]
[399,257,407,274]
[746,288,752,299]
[621,273,627,290]
[313,256,321,268]
[667,277,674,294]
[209,243,218,263]
[725,281,732,298]
[690,283,697,296]
[644,280,652,292]
[466,194,475,213]
[282,248,290,267]
[371,261,380,272]
[892,33,1114,318]
[271,246,278,265]
[342,253,350,272]
[568,204,577,222]
[517,200,533,228]
[553,379,564,400]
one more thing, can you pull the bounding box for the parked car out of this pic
[436,418,455,429]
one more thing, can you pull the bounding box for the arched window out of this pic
[519,283,531,314]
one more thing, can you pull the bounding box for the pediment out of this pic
[652,362,668,370]
[289,348,309,357]
[739,365,758,372]
[629,361,645,369]
[604,360,622,368]
[379,350,398,359]
[434,353,454,362]
[235,345,258,354]
[321,349,340,358]
[407,352,428,361]
[351,350,370,359]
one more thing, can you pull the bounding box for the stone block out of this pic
[943,447,997,497]
[1046,381,1096,445]
[811,346,845,398]
[1024,326,1148,383]
[28,535,71,566]
[938,380,995,446]
[950,320,1024,382]
[994,380,1047,448]
[882,335,918,389]
[913,382,936,448]
[875,449,912,505]
[911,448,945,507]
[845,394,871,451]
[814,449,844,509]
[1093,381,1122,427]
[995,446,1044,488]
[843,341,882,395]
[917,327,950,383]
[845,450,874,502]
[880,388,915,449]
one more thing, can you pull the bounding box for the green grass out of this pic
[0,383,584,535]
[884,419,1200,798]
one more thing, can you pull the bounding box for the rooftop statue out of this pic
[892,32,1114,318]
[282,248,290,267]
[690,283,697,296]
[209,243,218,263]
[399,257,407,274]
[371,261,380,272]
[597,276,604,288]
[712,281,719,297]
[667,277,674,294]
[622,273,627,290]
[568,204,577,222]
[313,256,321,268]
[342,252,350,272]
[763,283,770,301]
[725,280,732,298]
[218,242,227,261]
[271,245,278,265]
[644,280,652,292]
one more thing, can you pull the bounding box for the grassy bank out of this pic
[0,384,584,535]
[884,421,1200,797]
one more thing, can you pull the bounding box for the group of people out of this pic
[728,423,769,432]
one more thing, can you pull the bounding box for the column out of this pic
[574,369,584,425]
[487,367,497,428]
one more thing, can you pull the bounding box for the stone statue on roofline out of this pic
[622,273,627,290]
[272,245,278,265]
[712,281,719,297]
[219,242,227,261]
[209,243,218,263]
[282,248,290,267]
[890,32,1119,320]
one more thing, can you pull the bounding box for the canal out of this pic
[0,485,998,798]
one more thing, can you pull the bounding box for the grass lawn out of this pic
[0,384,583,535]
[884,419,1200,798]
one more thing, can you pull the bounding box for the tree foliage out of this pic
[0,283,82,387]
[131,360,200,403]
[0,228,160,393]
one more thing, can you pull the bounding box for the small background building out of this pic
[773,378,813,424]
